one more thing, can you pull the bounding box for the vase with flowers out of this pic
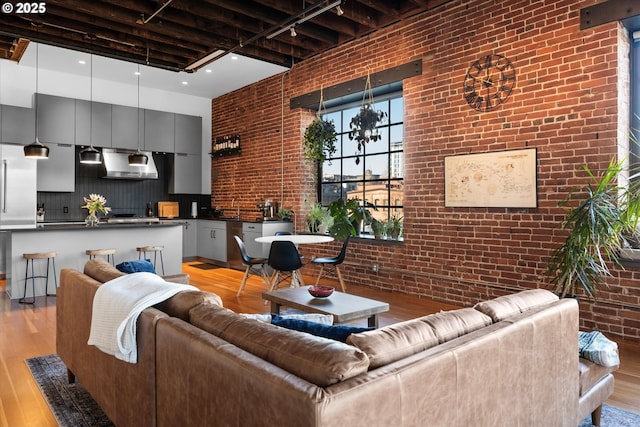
[82,193,111,226]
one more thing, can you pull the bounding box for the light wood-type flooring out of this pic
[0,260,639,426]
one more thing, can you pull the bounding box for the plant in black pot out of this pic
[348,73,387,165]
[546,157,640,300]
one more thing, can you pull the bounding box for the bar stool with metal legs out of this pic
[86,248,117,266]
[136,245,165,275]
[19,251,57,304]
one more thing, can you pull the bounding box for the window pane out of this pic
[390,97,403,123]
[325,111,341,133]
[366,127,388,155]
[390,152,404,179]
[390,124,403,149]
[322,159,341,181]
[365,153,389,178]
[321,183,342,204]
[343,156,363,180]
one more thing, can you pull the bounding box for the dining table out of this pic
[254,234,335,288]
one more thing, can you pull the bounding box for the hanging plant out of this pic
[303,86,337,166]
[303,117,337,165]
[348,72,387,164]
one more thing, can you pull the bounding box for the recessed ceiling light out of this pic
[205,69,212,73]
[231,55,238,60]
[181,81,188,85]
[78,60,86,65]
[134,71,141,76]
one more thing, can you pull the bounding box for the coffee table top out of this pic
[262,286,389,324]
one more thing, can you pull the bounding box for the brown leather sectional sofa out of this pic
[57,259,612,427]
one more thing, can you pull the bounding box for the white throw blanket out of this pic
[88,272,197,363]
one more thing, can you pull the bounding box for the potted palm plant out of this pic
[385,215,403,240]
[546,157,640,300]
[306,202,327,233]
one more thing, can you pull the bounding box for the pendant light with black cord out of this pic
[128,63,148,166]
[78,53,102,164]
[23,42,50,159]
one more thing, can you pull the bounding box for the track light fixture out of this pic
[266,0,343,40]
[336,5,344,16]
[290,26,297,37]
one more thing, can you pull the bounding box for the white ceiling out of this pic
[18,43,289,100]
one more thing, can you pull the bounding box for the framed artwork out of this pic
[444,148,537,208]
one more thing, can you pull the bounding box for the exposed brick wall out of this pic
[211,0,640,342]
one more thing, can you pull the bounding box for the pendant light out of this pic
[79,53,102,164]
[129,63,148,166]
[24,42,50,159]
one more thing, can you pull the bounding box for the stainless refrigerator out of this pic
[0,144,37,228]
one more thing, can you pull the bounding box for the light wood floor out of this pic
[1,261,639,427]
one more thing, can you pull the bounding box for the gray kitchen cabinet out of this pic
[36,143,75,192]
[182,219,198,258]
[111,105,143,150]
[36,94,75,144]
[243,221,294,259]
[169,153,201,194]
[76,100,112,147]
[197,220,226,262]
[144,109,174,153]
[1,105,35,144]
[242,222,263,258]
[174,114,202,154]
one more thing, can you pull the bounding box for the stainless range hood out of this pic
[100,148,158,180]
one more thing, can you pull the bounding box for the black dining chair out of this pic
[267,240,305,290]
[234,235,268,296]
[312,237,350,292]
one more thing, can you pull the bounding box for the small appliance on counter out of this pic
[257,198,279,221]
[191,201,198,218]
[158,201,179,218]
[36,204,45,222]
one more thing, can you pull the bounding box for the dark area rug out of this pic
[26,354,640,427]
[189,262,221,270]
[25,354,114,427]
[578,404,640,426]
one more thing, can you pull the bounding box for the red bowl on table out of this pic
[308,286,334,298]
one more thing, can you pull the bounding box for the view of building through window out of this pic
[320,94,404,236]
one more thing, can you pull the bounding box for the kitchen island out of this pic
[3,221,183,300]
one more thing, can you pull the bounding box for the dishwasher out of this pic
[226,220,244,270]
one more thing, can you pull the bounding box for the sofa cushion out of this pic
[579,358,617,396]
[84,258,125,283]
[154,290,223,321]
[473,289,559,322]
[240,312,334,325]
[189,303,370,386]
[116,259,156,274]
[347,308,492,369]
[271,315,372,342]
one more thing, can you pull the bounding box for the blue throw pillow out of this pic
[116,259,156,274]
[271,315,373,343]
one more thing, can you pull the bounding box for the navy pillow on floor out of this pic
[271,315,373,343]
[116,259,156,274]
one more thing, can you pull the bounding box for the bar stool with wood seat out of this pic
[136,245,165,275]
[19,251,57,304]
[86,248,117,266]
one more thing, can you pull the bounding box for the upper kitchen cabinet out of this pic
[174,114,202,154]
[112,105,143,150]
[169,153,201,194]
[37,143,75,192]
[144,109,174,153]
[76,100,112,148]
[1,105,35,144]
[36,94,75,144]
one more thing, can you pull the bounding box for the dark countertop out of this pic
[5,220,183,232]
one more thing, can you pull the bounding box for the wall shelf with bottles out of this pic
[210,134,241,157]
